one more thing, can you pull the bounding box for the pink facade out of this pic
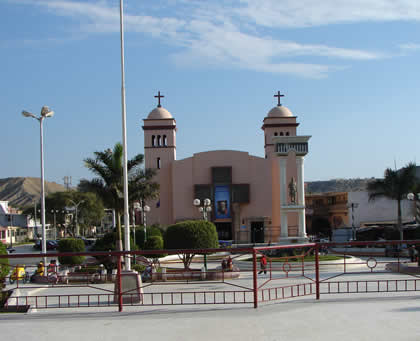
[142,95,308,243]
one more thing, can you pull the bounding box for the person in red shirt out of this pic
[258,255,267,275]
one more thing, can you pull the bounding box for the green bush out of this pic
[145,235,163,250]
[144,235,166,258]
[92,232,136,270]
[164,220,219,269]
[134,225,163,249]
[132,264,146,273]
[0,243,10,285]
[57,238,86,265]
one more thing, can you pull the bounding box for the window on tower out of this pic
[163,135,167,146]
[280,132,284,136]
[152,135,156,146]
[286,132,290,136]
[157,135,161,146]
[157,157,161,169]
[274,132,278,136]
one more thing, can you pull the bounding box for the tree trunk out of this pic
[397,199,403,240]
[116,211,123,252]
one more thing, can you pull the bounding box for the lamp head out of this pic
[193,199,201,206]
[41,106,54,118]
[22,110,37,119]
[144,205,151,212]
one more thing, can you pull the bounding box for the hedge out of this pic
[57,238,86,265]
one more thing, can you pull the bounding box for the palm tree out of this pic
[79,143,159,250]
[367,162,417,240]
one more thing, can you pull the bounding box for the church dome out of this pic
[267,105,293,118]
[147,107,173,119]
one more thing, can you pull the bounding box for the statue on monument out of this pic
[289,177,297,204]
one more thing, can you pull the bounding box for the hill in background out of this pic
[306,178,372,194]
[0,177,67,208]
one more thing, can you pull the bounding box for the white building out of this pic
[347,192,413,227]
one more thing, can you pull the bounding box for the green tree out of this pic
[57,238,85,265]
[134,225,163,250]
[22,191,105,237]
[79,143,159,251]
[0,243,10,286]
[367,162,417,240]
[165,220,219,269]
[46,191,105,237]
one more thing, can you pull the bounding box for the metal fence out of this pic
[1,240,420,312]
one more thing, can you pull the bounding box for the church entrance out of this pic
[215,222,232,241]
[251,222,265,243]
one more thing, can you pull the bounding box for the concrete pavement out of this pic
[2,291,420,341]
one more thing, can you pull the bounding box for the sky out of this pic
[1,0,420,186]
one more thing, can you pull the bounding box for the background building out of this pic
[141,92,311,244]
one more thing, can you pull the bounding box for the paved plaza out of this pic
[2,291,420,341]
[3,246,420,340]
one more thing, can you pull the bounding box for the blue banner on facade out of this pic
[214,185,230,219]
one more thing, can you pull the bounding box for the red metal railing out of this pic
[2,240,420,311]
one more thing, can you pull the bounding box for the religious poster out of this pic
[214,185,230,219]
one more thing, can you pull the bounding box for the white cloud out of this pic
[399,43,420,51]
[235,0,420,28]
[9,0,417,78]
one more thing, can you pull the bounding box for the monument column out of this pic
[296,156,306,238]
[279,157,289,238]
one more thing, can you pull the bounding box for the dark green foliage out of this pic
[165,220,219,249]
[93,232,136,252]
[93,232,136,269]
[132,264,146,273]
[367,162,417,240]
[0,243,10,284]
[144,235,166,258]
[93,232,117,252]
[80,142,159,251]
[165,220,219,269]
[57,238,86,265]
[134,225,163,249]
[145,235,164,250]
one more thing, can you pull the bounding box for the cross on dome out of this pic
[274,91,285,106]
[154,91,164,108]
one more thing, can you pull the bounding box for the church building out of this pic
[142,91,311,244]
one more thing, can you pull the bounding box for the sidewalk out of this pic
[2,291,420,341]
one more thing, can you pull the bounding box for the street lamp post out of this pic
[133,202,142,264]
[348,202,359,241]
[22,106,54,267]
[8,214,13,248]
[69,200,85,236]
[139,205,150,245]
[51,209,59,240]
[193,198,212,271]
[193,198,212,221]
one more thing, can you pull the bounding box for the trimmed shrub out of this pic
[92,232,136,270]
[164,220,219,269]
[58,238,86,265]
[145,235,164,250]
[134,225,163,250]
[144,235,166,258]
[0,243,9,285]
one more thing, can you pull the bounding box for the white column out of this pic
[296,156,306,238]
[279,157,288,238]
[296,156,305,206]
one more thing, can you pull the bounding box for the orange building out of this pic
[305,192,349,235]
